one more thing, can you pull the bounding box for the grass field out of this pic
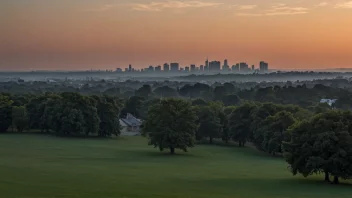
[0,134,351,198]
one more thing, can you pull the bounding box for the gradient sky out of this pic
[1,0,352,70]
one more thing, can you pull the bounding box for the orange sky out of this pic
[1,0,352,70]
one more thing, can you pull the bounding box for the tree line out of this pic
[3,79,352,109]
[0,92,121,137]
[142,98,352,184]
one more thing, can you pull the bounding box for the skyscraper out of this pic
[239,62,249,73]
[185,66,190,72]
[155,65,161,72]
[200,65,204,71]
[252,65,255,71]
[190,64,196,72]
[260,61,269,72]
[232,64,240,72]
[205,58,209,68]
[223,59,230,71]
[209,61,221,72]
[163,63,169,72]
[170,63,179,72]
[128,64,132,72]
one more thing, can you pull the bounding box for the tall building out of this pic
[190,64,196,72]
[148,65,154,72]
[239,62,249,73]
[223,59,230,72]
[204,65,209,72]
[232,64,240,72]
[209,61,221,72]
[170,63,179,72]
[155,65,161,72]
[251,65,255,71]
[205,58,209,68]
[163,63,170,72]
[185,66,190,72]
[200,65,204,71]
[128,64,132,72]
[260,61,269,72]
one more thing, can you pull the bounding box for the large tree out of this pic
[142,99,198,154]
[228,103,257,147]
[0,94,13,132]
[261,111,296,155]
[12,106,29,133]
[196,103,223,144]
[283,111,352,184]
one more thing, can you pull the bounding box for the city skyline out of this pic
[1,0,352,71]
[117,59,268,73]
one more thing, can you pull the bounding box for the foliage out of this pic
[142,98,198,154]
[195,103,223,144]
[228,103,257,147]
[0,94,13,132]
[283,111,352,184]
[12,106,29,132]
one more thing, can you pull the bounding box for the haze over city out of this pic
[1,0,352,71]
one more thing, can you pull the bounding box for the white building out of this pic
[119,113,142,136]
[320,99,338,107]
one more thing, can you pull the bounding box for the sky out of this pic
[1,0,352,71]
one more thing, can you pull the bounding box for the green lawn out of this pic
[0,134,351,198]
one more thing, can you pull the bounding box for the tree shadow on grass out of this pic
[183,177,352,197]
[125,149,203,159]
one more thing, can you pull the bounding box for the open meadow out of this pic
[0,134,351,198]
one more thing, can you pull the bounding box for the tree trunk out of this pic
[333,176,339,184]
[324,172,330,182]
[209,136,213,144]
[170,147,175,154]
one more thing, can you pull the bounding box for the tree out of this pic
[261,111,296,155]
[153,86,178,98]
[196,105,222,144]
[213,86,227,101]
[228,103,257,147]
[0,94,13,132]
[95,96,120,137]
[135,85,152,99]
[222,94,240,106]
[122,96,144,117]
[283,111,352,184]
[12,106,29,132]
[142,99,198,154]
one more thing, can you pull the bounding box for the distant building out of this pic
[232,64,239,72]
[209,61,221,72]
[155,65,162,72]
[260,61,269,72]
[128,64,132,72]
[204,65,209,72]
[239,62,249,72]
[148,66,154,72]
[223,59,230,71]
[320,99,338,107]
[120,113,142,136]
[185,66,190,72]
[163,63,170,72]
[200,65,204,71]
[252,65,255,71]
[190,64,196,72]
[205,58,209,69]
[170,63,179,72]
[116,68,123,73]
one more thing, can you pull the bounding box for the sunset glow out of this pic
[1,0,352,70]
